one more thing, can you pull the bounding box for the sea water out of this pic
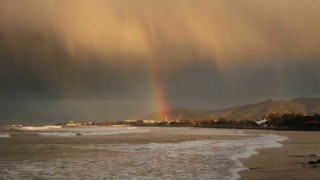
[0,127,287,180]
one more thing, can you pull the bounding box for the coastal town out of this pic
[45,112,320,130]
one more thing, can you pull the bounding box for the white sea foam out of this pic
[18,125,62,131]
[0,134,10,138]
[0,128,287,180]
[159,127,249,136]
[37,127,150,137]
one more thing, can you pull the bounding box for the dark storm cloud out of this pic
[0,26,150,99]
[0,0,320,124]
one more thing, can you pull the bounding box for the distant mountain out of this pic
[142,97,320,121]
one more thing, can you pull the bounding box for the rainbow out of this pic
[139,30,169,121]
[146,63,169,121]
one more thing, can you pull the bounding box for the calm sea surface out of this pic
[0,126,287,180]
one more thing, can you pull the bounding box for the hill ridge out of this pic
[142,97,320,121]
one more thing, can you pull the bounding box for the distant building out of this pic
[66,120,81,126]
[254,119,269,126]
[124,120,137,123]
[141,120,158,124]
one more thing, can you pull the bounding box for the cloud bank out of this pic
[0,0,320,124]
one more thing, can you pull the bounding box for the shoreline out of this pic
[0,127,286,180]
[1,126,319,179]
[239,129,320,179]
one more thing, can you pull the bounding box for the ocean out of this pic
[0,126,287,180]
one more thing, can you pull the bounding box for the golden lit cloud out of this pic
[1,0,320,70]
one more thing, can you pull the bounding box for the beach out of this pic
[240,130,320,180]
[0,126,319,179]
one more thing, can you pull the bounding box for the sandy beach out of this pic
[1,127,319,179]
[240,130,320,180]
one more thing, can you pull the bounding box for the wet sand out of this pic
[240,130,320,180]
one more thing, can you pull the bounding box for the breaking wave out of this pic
[0,134,10,138]
[19,125,62,131]
[37,127,150,137]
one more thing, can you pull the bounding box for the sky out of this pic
[1,0,320,124]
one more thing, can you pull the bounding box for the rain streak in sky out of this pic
[0,0,320,124]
